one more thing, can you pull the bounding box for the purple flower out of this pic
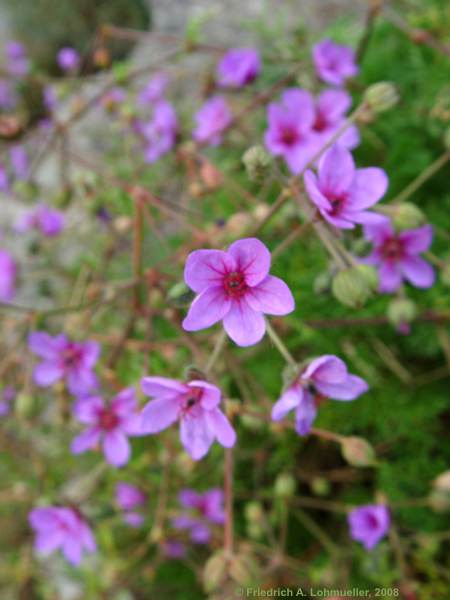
[140,377,236,460]
[363,221,435,293]
[0,164,9,192]
[0,79,17,110]
[192,96,232,146]
[140,101,178,163]
[172,488,224,544]
[348,504,390,550]
[0,250,16,302]
[0,386,16,417]
[5,41,30,77]
[138,72,169,106]
[312,39,359,86]
[311,89,359,151]
[6,41,26,60]
[183,237,295,347]
[71,388,141,467]
[29,506,96,566]
[304,145,388,229]
[123,512,145,527]
[162,540,187,558]
[272,355,368,435]
[57,47,80,72]
[10,145,29,180]
[43,86,58,112]
[264,89,316,174]
[100,87,126,111]
[115,482,146,511]
[217,48,261,88]
[28,331,100,396]
[15,204,64,237]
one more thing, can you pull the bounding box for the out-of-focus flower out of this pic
[100,87,126,112]
[139,100,178,163]
[193,96,232,146]
[28,331,100,396]
[312,39,358,86]
[311,89,359,151]
[183,238,295,346]
[163,540,187,558]
[0,79,17,110]
[172,488,224,544]
[140,377,236,460]
[9,145,29,180]
[29,506,96,565]
[0,386,16,417]
[15,203,64,237]
[272,355,368,435]
[216,48,261,88]
[57,47,80,72]
[0,249,16,302]
[304,145,388,229]
[138,72,169,106]
[5,41,30,77]
[115,482,147,527]
[43,86,58,113]
[71,388,141,467]
[264,89,316,174]
[363,221,435,293]
[0,164,9,192]
[348,504,390,550]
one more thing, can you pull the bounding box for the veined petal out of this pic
[347,168,388,210]
[227,238,271,286]
[180,414,215,460]
[223,300,266,347]
[304,355,347,384]
[184,249,235,293]
[182,286,231,331]
[205,408,236,448]
[304,170,332,210]
[141,397,180,433]
[318,145,355,196]
[245,275,295,316]
[315,374,368,401]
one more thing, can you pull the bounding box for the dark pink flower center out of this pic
[98,408,119,431]
[223,271,247,298]
[381,237,404,262]
[61,345,83,369]
[279,125,300,147]
[366,513,379,530]
[181,388,203,417]
[325,192,347,215]
[313,112,329,133]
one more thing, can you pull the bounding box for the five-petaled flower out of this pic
[192,96,232,146]
[348,504,390,550]
[71,388,141,467]
[115,482,147,527]
[216,48,261,88]
[182,237,295,347]
[304,145,388,229]
[272,355,368,435]
[29,506,96,566]
[140,377,236,460]
[310,89,359,152]
[172,488,225,544]
[363,221,435,293]
[312,39,359,86]
[29,331,100,396]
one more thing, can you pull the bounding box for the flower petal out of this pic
[347,168,388,210]
[303,355,347,384]
[205,408,236,448]
[62,538,83,566]
[180,414,215,460]
[272,386,302,421]
[33,362,63,387]
[400,256,435,289]
[103,431,130,467]
[227,238,271,287]
[28,332,66,359]
[223,300,266,347]
[141,376,187,399]
[189,380,221,410]
[318,145,355,196]
[182,286,231,331]
[245,275,295,316]
[304,170,332,210]
[111,387,137,416]
[72,396,104,424]
[378,262,402,293]
[399,224,433,254]
[71,427,101,454]
[141,397,180,433]
[67,368,98,396]
[295,392,317,436]
[184,249,235,293]
[315,374,368,400]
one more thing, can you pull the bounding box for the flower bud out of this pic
[314,271,332,295]
[332,265,376,308]
[391,203,425,230]
[387,298,417,329]
[167,281,195,307]
[274,473,296,498]
[429,471,450,513]
[245,501,264,523]
[364,82,399,114]
[310,477,331,497]
[242,145,273,182]
[340,436,377,467]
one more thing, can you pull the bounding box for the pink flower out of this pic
[0,163,9,191]
[28,331,99,396]
[115,482,147,527]
[363,221,435,293]
[140,377,236,460]
[264,89,316,174]
[71,388,141,467]
[192,96,232,146]
[15,203,64,237]
[29,506,96,566]
[0,250,16,302]
[272,355,368,435]
[183,238,294,347]
[216,48,261,88]
[311,89,359,152]
[348,504,390,550]
[139,100,178,163]
[304,145,388,229]
[10,145,28,180]
[312,39,359,86]
[57,47,80,72]
[138,72,169,106]
[172,488,224,544]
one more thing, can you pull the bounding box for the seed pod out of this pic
[332,265,375,308]
[391,203,425,230]
[364,82,399,113]
[341,436,377,467]
[387,298,417,328]
[242,145,273,182]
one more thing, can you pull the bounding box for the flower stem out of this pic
[132,197,144,312]
[266,321,297,367]
[205,329,228,375]
[224,448,234,556]
[392,149,450,205]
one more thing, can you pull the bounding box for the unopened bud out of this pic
[332,265,376,308]
[341,436,377,467]
[364,82,399,114]
[245,501,264,523]
[387,298,417,328]
[242,145,273,182]
[313,271,332,295]
[429,471,450,512]
[391,203,425,230]
[274,473,296,498]
[167,281,195,307]
[310,477,331,497]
